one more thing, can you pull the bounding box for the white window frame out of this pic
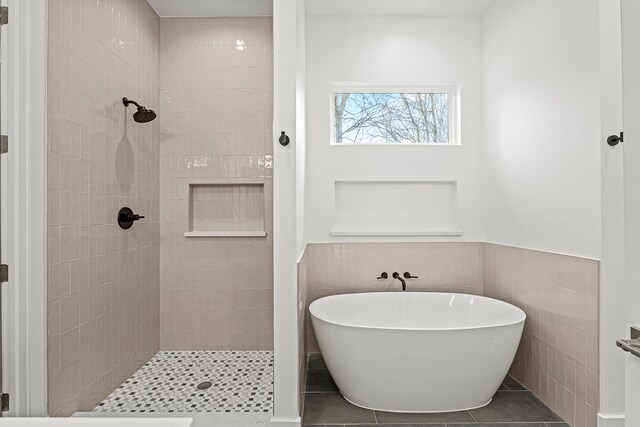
[329,84,460,146]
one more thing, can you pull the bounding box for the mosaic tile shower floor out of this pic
[94,351,273,413]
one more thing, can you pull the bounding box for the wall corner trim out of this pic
[597,413,625,427]
[297,243,307,264]
[2,0,49,416]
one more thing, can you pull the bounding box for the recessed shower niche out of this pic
[185,181,267,237]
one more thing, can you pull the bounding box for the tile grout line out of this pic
[466,408,478,423]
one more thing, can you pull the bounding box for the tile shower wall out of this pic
[302,243,484,352]
[190,184,265,233]
[47,0,160,416]
[484,244,599,427]
[159,18,273,350]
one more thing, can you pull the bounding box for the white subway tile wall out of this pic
[158,17,274,350]
[47,0,161,416]
[484,243,599,427]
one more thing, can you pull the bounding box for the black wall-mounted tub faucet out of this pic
[392,272,406,291]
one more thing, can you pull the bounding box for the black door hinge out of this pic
[0,135,8,154]
[1,393,9,412]
[0,264,8,283]
[0,6,8,25]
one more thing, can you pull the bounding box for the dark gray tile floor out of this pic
[303,353,567,427]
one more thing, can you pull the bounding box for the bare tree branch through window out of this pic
[334,92,450,144]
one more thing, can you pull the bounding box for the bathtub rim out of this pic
[309,291,526,332]
[342,392,494,413]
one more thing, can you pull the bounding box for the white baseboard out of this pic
[270,417,301,427]
[598,412,625,427]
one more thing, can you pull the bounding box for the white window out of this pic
[331,86,458,145]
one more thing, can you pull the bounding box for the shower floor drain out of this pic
[196,381,212,390]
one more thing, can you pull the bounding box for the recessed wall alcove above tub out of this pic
[331,180,461,237]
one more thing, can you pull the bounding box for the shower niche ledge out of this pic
[185,181,267,238]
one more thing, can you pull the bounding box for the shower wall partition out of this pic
[46,0,160,416]
[46,1,274,417]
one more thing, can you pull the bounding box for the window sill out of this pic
[329,230,463,237]
[329,142,461,146]
[184,231,267,238]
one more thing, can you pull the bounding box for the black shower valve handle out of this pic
[403,272,418,279]
[377,272,388,280]
[118,207,144,229]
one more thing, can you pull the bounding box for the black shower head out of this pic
[123,97,157,123]
[133,106,157,123]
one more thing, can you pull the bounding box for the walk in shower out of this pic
[46,0,273,418]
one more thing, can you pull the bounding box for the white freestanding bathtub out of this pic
[309,292,525,413]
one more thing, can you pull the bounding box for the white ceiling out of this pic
[147,0,494,18]
[306,0,495,16]
[147,0,273,17]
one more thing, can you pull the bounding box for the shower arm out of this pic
[122,97,141,108]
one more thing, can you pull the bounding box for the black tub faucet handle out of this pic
[403,272,418,279]
[377,272,388,279]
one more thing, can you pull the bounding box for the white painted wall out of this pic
[304,16,483,243]
[305,0,493,17]
[481,0,602,259]
[295,0,306,258]
[621,1,640,425]
[1,0,49,416]
[598,0,626,424]
[272,0,301,424]
[482,2,623,422]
